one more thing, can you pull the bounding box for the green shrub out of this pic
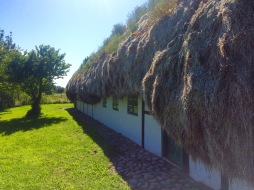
[0,91,15,111]
[14,91,32,106]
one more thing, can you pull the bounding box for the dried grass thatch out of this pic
[143,0,254,183]
[67,0,254,184]
[66,2,180,102]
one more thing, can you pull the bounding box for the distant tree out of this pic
[55,86,65,94]
[8,45,71,117]
[0,29,16,50]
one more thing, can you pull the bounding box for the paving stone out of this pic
[129,179,138,184]
[144,175,153,180]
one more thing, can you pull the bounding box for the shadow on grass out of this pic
[0,109,12,117]
[65,108,143,189]
[0,116,67,136]
[65,108,119,158]
[65,108,212,190]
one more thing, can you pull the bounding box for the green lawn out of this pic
[0,104,130,190]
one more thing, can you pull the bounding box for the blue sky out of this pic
[0,0,147,87]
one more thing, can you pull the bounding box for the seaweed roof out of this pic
[66,0,254,184]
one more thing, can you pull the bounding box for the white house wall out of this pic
[189,157,221,190]
[189,157,254,190]
[82,103,85,113]
[92,96,142,146]
[84,103,88,115]
[87,104,93,117]
[76,100,82,112]
[229,179,253,190]
[144,103,162,157]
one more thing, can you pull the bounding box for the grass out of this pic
[77,30,132,75]
[0,104,130,190]
[15,93,71,107]
[41,93,71,104]
[148,0,178,23]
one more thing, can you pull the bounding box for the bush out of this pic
[0,91,15,111]
[14,91,32,106]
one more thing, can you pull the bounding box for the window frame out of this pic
[102,97,107,108]
[112,96,119,111]
[127,95,138,116]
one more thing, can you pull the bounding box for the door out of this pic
[162,130,185,169]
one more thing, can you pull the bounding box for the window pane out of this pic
[113,96,119,110]
[134,106,138,115]
[168,138,183,167]
[102,98,107,107]
[134,99,138,107]
[127,95,138,116]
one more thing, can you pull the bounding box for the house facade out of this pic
[74,96,252,190]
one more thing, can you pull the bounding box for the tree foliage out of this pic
[0,29,16,50]
[8,45,71,117]
[0,30,18,110]
[54,85,65,94]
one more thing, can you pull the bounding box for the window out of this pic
[162,130,184,168]
[112,96,119,111]
[102,97,107,108]
[127,95,138,115]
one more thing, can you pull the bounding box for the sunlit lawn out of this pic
[0,104,130,190]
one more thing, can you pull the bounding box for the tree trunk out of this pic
[26,81,43,118]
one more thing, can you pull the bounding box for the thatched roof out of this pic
[66,0,254,184]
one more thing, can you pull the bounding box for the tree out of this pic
[8,45,71,117]
[0,30,18,110]
[0,29,16,50]
[54,85,65,94]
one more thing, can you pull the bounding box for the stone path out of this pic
[69,108,212,190]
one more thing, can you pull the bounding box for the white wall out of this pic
[229,179,253,190]
[188,151,254,190]
[85,102,89,115]
[144,103,162,157]
[87,104,93,117]
[76,100,82,112]
[93,96,142,145]
[189,157,221,190]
